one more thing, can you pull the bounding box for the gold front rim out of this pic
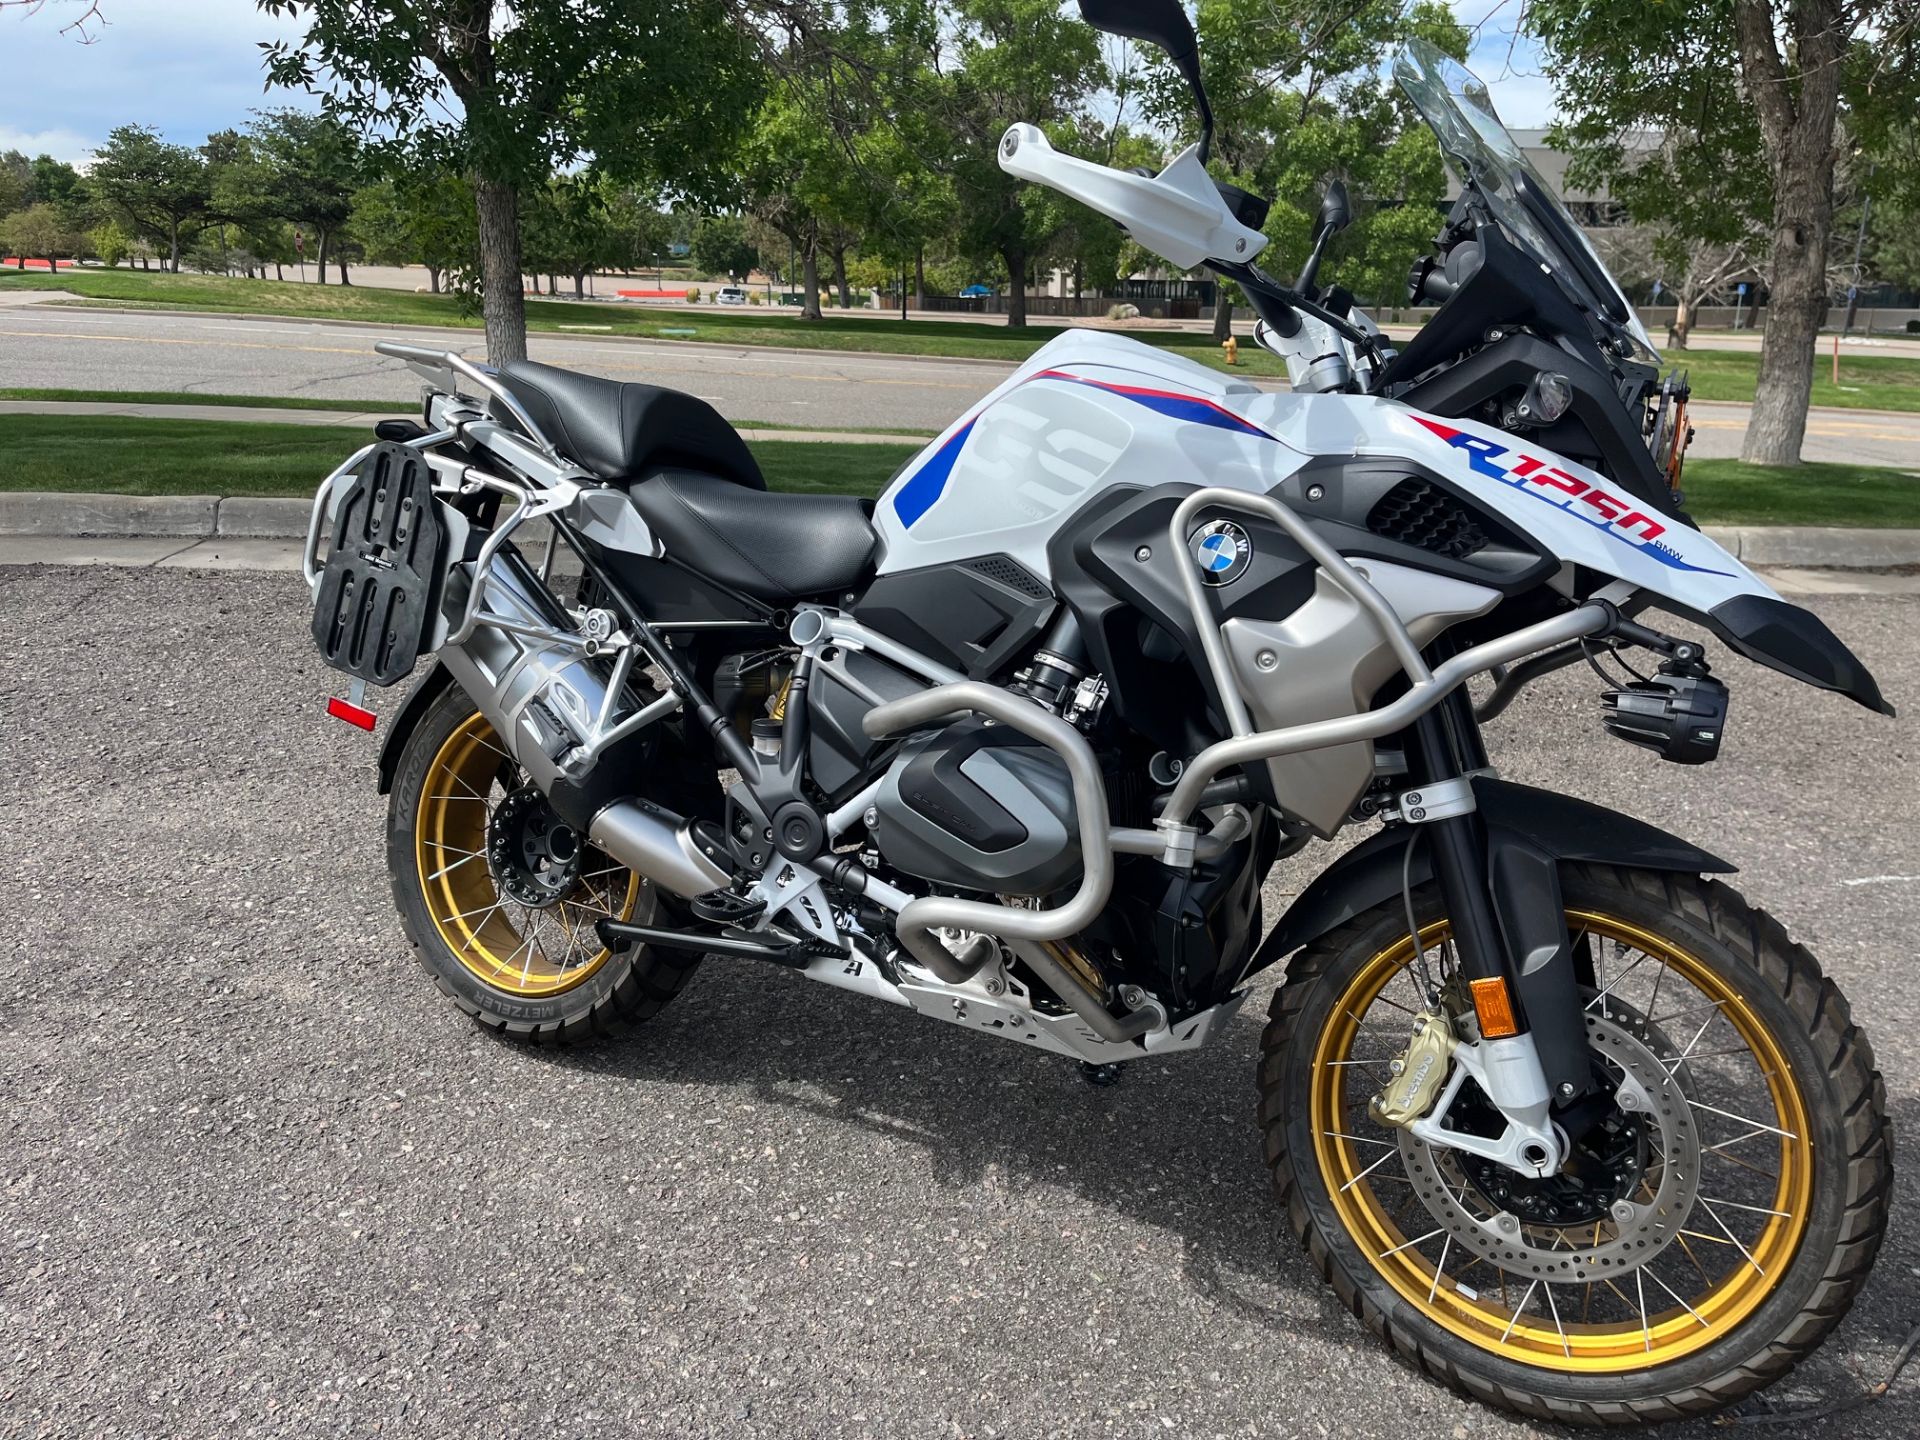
[414,712,644,998]
[1310,912,1813,1374]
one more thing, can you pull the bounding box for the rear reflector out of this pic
[327,696,378,731]
[1468,976,1520,1039]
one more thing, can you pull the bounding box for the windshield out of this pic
[1392,38,1657,356]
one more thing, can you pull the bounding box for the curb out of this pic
[3,490,1916,565]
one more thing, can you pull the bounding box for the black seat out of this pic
[496,359,764,488]
[629,469,878,602]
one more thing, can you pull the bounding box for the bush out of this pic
[1106,302,1140,320]
[749,291,764,305]
[1906,319,1920,335]
[684,286,701,304]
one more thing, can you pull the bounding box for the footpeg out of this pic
[690,890,767,927]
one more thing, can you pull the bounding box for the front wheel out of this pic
[1260,864,1891,1425]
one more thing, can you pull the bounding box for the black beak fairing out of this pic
[1708,594,1895,716]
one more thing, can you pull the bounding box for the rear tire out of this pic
[1258,864,1891,1425]
[386,686,701,1044]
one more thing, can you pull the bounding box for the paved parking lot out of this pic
[2,565,1915,1439]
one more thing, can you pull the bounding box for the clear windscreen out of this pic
[1392,38,1658,357]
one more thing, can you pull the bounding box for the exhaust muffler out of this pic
[434,547,729,900]
[589,800,730,898]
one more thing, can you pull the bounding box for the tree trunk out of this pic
[914,247,924,311]
[1670,294,1691,350]
[428,265,442,294]
[472,174,529,364]
[338,257,350,285]
[168,221,181,272]
[315,229,330,285]
[1212,294,1233,341]
[274,261,284,282]
[800,232,822,321]
[832,246,851,308]
[574,269,586,299]
[1734,0,1842,466]
[1001,242,1027,327]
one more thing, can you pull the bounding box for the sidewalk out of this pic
[0,398,929,444]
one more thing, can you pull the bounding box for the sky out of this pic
[0,0,1558,168]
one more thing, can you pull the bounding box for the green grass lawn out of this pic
[0,415,917,499]
[1674,349,1920,415]
[1682,458,1920,528]
[2,414,1909,527]
[0,267,1285,376]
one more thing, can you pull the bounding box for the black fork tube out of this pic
[1409,711,1520,999]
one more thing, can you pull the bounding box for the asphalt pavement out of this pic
[4,303,1920,465]
[1,564,1915,1438]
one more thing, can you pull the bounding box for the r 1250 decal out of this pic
[1412,416,1729,576]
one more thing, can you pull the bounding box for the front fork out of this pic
[1393,695,1590,1177]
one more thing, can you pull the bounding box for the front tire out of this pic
[386,687,700,1043]
[1259,864,1891,1425]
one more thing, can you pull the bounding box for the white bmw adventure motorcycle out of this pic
[303,4,1893,1424]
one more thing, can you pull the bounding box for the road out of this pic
[4,303,1920,465]
[1,564,1914,1438]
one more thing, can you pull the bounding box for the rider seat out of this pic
[495,359,877,602]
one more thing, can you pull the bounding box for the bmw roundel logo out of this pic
[1190,519,1252,586]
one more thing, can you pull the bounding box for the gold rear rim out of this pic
[414,712,644,998]
[1310,911,1813,1373]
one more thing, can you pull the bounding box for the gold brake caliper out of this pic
[1369,1007,1459,1127]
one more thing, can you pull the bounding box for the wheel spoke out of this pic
[1499,1280,1539,1343]
[1427,1234,1452,1304]
[1688,1101,1796,1140]
[1379,1227,1445,1260]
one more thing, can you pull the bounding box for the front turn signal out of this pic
[1468,976,1520,1039]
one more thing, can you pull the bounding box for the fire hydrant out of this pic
[1221,335,1239,366]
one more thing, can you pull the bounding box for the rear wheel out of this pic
[1260,864,1891,1425]
[386,687,700,1042]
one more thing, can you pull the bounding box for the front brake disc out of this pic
[1397,1012,1701,1282]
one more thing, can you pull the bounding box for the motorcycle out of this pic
[302,2,1892,1423]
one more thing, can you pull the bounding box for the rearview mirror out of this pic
[1078,0,1197,59]
[1079,0,1214,162]
[1317,180,1352,237]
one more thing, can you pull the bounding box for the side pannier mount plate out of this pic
[310,441,448,686]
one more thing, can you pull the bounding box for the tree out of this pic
[0,150,29,216]
[261,0,764,363]
[941,0,1107,326]
[88,125,210,269]
[351,169,475,294]
[692,214,758,282]
[248,110,363,284]
[1,202,78,269]
[1528,0,1920,465]
[89,219,133,268]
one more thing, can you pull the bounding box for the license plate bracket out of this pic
[310,442,448,686]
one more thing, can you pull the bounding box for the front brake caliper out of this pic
[1370,1009,1458,1127]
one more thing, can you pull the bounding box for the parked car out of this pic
[715,285,748,305]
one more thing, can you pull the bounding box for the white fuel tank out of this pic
[874,331,1310,583]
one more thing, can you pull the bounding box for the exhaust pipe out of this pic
[589,800,730,898]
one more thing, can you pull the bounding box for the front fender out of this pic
[1254,776,1732,967]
